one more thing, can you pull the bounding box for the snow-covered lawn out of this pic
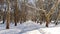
[0,20,60,34]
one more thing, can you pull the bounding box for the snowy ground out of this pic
[0,20,60,34]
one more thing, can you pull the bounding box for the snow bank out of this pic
[0,29,21,34]
[22,30,41,34]
[40,27,60,34]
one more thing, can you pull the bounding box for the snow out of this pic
[0,29,21,34]
[0,20,41,34]
[0,20,60,34]
[0,21,3,24]
[40,27,60,34]
[22,30,42,34]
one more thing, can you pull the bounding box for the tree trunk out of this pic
[6,0,10,29]
[45,0,60,27]
[14,0,18,26]
[6,11,10,29]
[14,16,17,26]
[46,19,49,27]
[3,12,5,24]
[55,10,60,25]
[3,15,5,24]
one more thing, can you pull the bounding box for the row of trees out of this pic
[0,0,60,29]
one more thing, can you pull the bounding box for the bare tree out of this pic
[45,0,60,27]
[20,0,27,23]
[14,0,18,26]
[55,9,60,25]
[6,0,10,29]
[26,0,60,27]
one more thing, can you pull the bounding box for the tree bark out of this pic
[14,0,18,26]
[6,0,10,29]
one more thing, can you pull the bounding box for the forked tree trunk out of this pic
[46,15,50,27]
[45,0,60,27]
[46,16,51,27]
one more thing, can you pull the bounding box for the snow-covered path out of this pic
[0,20,60,34]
